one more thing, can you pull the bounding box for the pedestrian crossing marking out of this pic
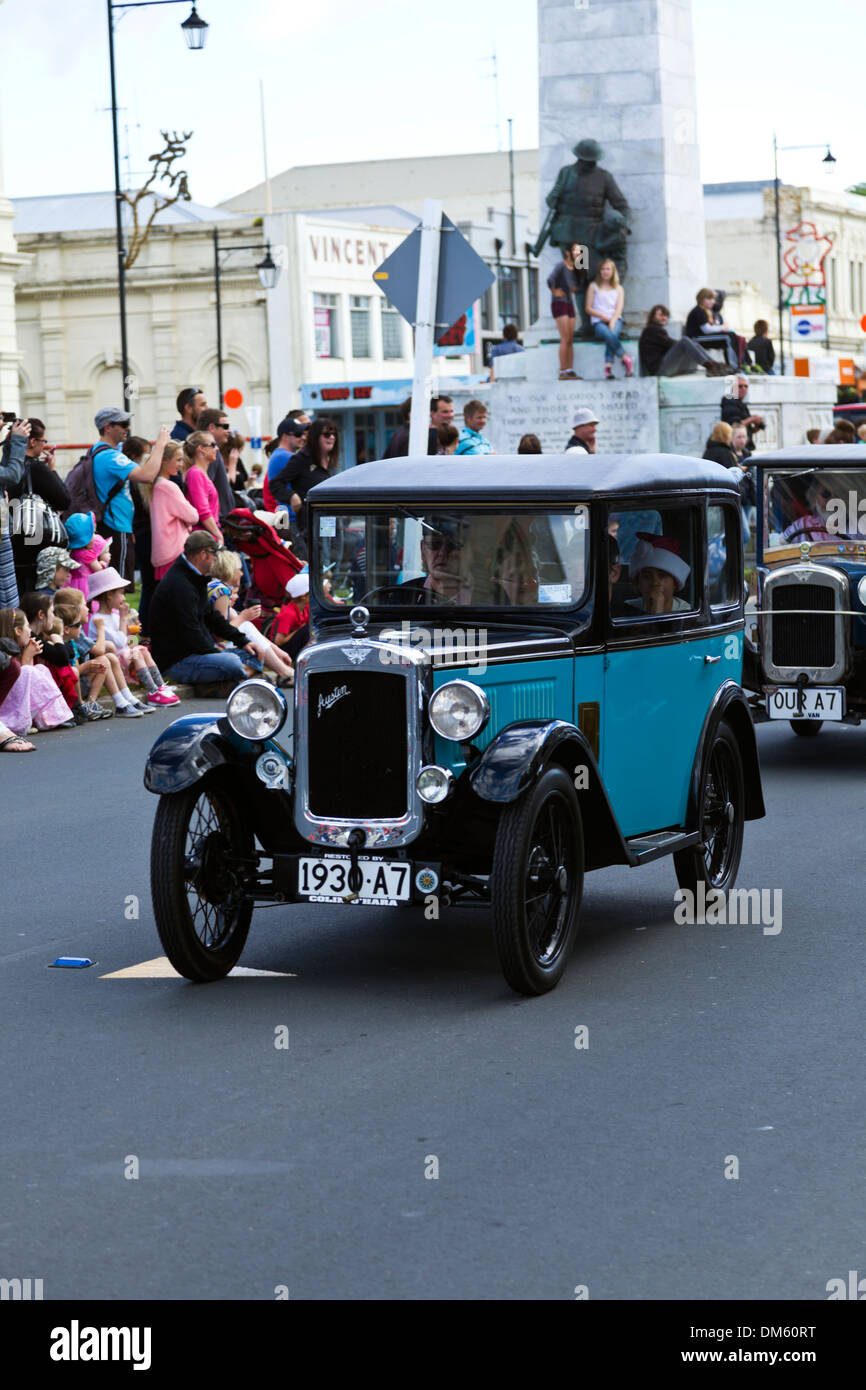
[101,956,295,979]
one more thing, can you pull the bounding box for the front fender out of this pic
[143,714,234,794]
[470,719,630,870]
[687,682,765,825]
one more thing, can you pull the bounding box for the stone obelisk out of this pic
[0,0,24,410]
[538,0,707,328]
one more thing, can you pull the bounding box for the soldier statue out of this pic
[535,138,631,333]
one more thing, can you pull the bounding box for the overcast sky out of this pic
[2,0,861,208]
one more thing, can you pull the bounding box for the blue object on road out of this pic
[50,957,93,968]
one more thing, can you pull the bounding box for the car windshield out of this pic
[312,507,591,609]
[763,468,866,548]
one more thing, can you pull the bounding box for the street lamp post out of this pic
[106,2,209,414]
[212,228,280,405]
[772,136,836,377]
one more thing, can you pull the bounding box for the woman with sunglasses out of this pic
[182,431,223,545]
[272,417,340,534]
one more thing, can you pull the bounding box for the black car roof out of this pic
[754,445,866,468]
[308,454,740,504]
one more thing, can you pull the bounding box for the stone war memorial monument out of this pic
[473,0,834,457]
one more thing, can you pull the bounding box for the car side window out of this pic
[707,503,740,608]
[609,503,699,621]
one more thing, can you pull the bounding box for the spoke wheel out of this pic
[490,767,584,995]
[151,778,254,981]
[674,724,745,896]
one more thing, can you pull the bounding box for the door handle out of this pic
[704,655,721,664]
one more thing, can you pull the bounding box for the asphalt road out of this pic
[1,702,864,1301]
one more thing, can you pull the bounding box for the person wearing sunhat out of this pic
[91,408,170,583]
[34,545,80,597]
[626,534,692,615]
[147,530,259,689]
[564,408,599,454]
[86,565,179,706]
[64,512,101,601]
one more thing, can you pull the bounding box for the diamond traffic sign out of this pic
[372,213,495,341]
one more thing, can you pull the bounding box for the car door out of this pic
[601,497,734,839]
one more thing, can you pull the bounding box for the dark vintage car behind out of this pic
[745,445,866,734]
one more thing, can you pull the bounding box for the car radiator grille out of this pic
[770,584,835,667]
[307,670,407,818]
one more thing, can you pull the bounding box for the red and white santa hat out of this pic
[629,532,690,590]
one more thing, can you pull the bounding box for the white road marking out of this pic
[101,956,295,979]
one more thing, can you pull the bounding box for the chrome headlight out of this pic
[428,680,490,741]
[416,765,455,803]
[858,576,866,607]
[226,679,288,741]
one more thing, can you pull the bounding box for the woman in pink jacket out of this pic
[182,431,223,545]
[149,441,200,580]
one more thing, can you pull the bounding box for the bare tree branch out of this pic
[121,130,194,269]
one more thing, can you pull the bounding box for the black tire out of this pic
[150,777,253,981]
[790,719,823,737]
[490,766,584,996]
[674,723,745,895]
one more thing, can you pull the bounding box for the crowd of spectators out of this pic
[5,361,862,751]
[0,390,316,752]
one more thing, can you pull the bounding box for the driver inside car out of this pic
[397,518,475,604]
[780,476,847,544]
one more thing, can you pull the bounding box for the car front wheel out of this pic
[674,723,745,895]
[150,777,254,981]
[490,766,584,996]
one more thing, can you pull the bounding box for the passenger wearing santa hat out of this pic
[626,533,692,615]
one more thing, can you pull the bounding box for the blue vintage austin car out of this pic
[145,456,764,995]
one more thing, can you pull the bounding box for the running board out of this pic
[625,829,701,865]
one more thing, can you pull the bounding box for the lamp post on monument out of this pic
[212,230,280,405]
[772,135,836,375]
[106,2,209,414]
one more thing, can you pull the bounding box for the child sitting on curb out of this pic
[19,590,107,722]
[53,588,151,718]
[206,549,294,685]
[272,572,310,664]
[86,567,179,706]
[0,606,75,732]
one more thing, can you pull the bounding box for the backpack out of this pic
[62,442,126,524]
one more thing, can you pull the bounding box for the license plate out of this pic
[297,855,412,905]
[766,686,845,720]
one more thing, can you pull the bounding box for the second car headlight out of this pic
[226,679,288,741]
[428,680,490,741]
[858,577,866,607]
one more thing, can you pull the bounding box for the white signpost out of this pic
[372,204,495,458]
[407,198,444,458]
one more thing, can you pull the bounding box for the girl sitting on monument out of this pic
[547,243,582,381]
[585,259,633,379]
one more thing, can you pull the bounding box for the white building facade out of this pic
[11,193,536,467]
[13,193,270,447]
[704,181,866,382]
